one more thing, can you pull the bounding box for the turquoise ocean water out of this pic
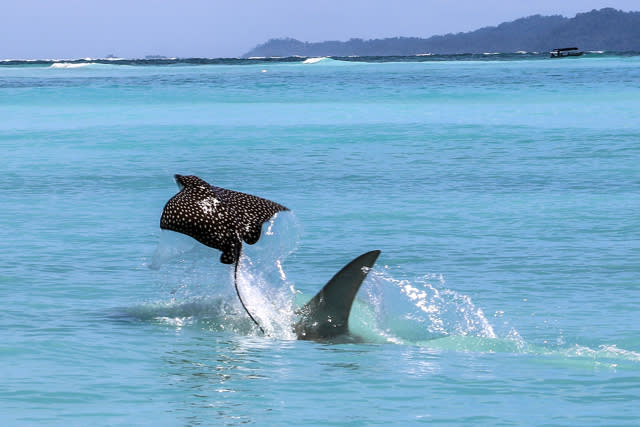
[1,53,639,425]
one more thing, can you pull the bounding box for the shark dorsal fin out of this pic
[295,250,381,340]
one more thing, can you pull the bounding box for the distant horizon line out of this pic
[3,50,639,63]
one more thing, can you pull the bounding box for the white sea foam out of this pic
[49,62,95,69]
[2,58,40,62]
[565,344,640,362]
[302,57,330,64]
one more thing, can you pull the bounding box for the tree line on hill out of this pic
[243,8,640,57]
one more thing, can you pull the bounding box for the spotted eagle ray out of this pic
[161,174,289,265]
[160,174,380,340]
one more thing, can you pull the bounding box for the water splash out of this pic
[145,229,507,344]
[142,229,639,368]
[353,270,639,368]
[141,212,301,338]
[359,270,498,343]
[234,254,297,339]
[149,229,200,270]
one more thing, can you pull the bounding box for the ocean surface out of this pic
[1,53,639,425]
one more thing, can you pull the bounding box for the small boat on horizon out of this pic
[550,47,584,58]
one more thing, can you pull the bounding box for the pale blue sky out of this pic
[1,1,637,59]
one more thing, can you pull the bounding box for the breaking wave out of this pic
[302,57,332,64]
[49,62,97,69]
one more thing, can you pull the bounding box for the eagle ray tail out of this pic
[233,254,266,335]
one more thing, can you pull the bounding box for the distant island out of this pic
[244,8,640,57]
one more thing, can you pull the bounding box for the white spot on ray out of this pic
[198,197,220,216]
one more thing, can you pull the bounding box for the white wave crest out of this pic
[302,57,330,64]
[49,62,95,69]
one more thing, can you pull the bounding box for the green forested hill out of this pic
[244,8,640,57]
